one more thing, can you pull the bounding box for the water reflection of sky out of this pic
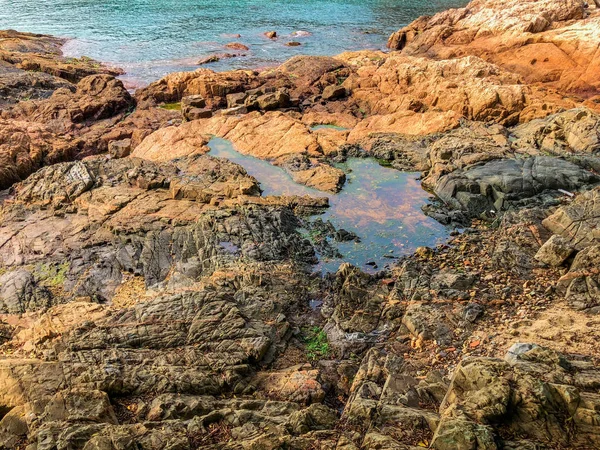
[208,138,448,274]
[1,0,466,86]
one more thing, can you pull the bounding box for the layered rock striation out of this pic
[0,0,600,448]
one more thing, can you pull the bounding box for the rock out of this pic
[387,0,598,95]
[108,138,132,158]
[251,365,326,405]
[264,31,278,39]
[3,74,134,123]
[0,63,74,107]
[257,90,290,111]
[322,85,346,101]
[289,162,346,193]
[505,342,539,364]
[276,55,348,99]
[132,111,349,192]
[286,404,338,435]
[221,105,248,116]
[512,108,600,155]
[226,91,248,108]
[197,55,220,65]
[0,405,29,448]
[0,269,53,313]
[181,94,213,120]
[286,41,302,47]
[434,346,600,448]
[225,42,249,51]
[432,417,498,450]
[462,302,485,323]
[535,234,576,266]
[0,30,122,84]
[1,6,600,448]
[41,388,118,424]
[196,53,238,65]
[184,107,213,121]
[0,74,135,189]
[542,187,600,250]
[558,244,600,311]
[403,303,453,346]
[181,94,206,110]
[135,68,258,108]
[434,156,599,218]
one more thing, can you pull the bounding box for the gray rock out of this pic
[505,342,540,364]
[108,138,132,158]
[435,156,599,217]
[535,234,575,266]
[0,269,54,314]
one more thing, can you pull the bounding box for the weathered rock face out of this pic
[0,30,122,84]
[434,156,599,218]
[434,344,600,449]
[512,107,600,157]
[0,60,74,107]
[0,74,136,189]
[1,152,599,449]
[345,55,527,125]
[540,187,600,311]
[1,0,600,446]
[0,153,318,309]
[0,32,173,190]
[133,111,347,193]
[388,0,600,97]
[2,74,133,124]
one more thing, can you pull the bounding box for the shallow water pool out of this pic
[207,138,448,273]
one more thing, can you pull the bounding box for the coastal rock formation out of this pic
[2,149,600,449]
[0,30,122,84]
[434,156,599,217]
[1,0,600,447]
[0,74,136,189]
[388,0,600,96]
[0,32,183,191]
[133,111,347,193]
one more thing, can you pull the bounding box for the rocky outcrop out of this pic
[1,0,600,447]
[135,68,261,108]
[133,111,347,192]
[434,156,599,218]
[434,344,600,449]
[539,187,600,311]
[0,74,136,189]
[0,30,122,84]
[387,0,600,97]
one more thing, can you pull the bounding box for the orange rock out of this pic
[388,0,600,99]
[225,42,249,51]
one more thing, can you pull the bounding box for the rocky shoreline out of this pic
[0,0,599,448]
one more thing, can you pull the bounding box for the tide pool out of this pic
[207,138,448,273]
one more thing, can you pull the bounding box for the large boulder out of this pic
[434,156,599,217]
[387,0,598,95]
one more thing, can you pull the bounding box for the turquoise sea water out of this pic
[0,0,464,86]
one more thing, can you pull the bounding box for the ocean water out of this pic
[0,0,465,86]
[207,138,448,273]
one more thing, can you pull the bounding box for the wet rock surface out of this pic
[0,0,600,448]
